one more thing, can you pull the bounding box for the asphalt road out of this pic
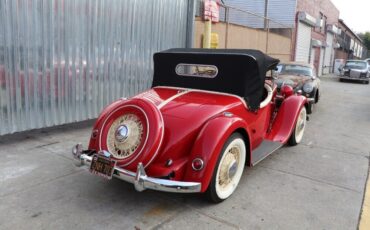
[0,74,369,230]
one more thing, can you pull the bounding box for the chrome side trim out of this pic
[154,86,248,109]
[157,89,190,109]
[73,147,201,193]
[251,140,283,166]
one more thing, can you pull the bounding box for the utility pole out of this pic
[264,0,269,30]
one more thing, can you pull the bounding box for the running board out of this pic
[251,140,283,166]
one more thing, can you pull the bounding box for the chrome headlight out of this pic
[303,83,314,93]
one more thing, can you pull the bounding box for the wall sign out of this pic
[204,0,220,23]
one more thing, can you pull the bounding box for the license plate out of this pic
[90,154,116,179]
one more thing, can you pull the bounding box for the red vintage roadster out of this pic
[72,49,307,202]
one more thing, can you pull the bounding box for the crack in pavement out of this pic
[301,143,369,158]
[260,165,362,194]
[34,142,61,148]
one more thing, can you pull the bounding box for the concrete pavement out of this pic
[0,74,369,230]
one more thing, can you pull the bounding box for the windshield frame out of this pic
[344,61,367,70]
[277,64,314,77]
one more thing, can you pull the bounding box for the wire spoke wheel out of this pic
[206,133,246,203]
[107,114,144,159]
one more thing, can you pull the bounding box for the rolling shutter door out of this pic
[295,22,312,63]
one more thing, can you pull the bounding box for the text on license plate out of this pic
[90,154,116,179]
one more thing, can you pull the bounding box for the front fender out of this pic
[266,95,306,143]
[183,115,251,193]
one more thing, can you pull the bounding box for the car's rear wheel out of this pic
[288,107,307,146]
[206,133,246,203]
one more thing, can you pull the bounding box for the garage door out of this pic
[295,22,312,63]
[323,33,334,74]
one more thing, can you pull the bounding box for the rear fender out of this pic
[183,115,251,192]
[266,95,306,143]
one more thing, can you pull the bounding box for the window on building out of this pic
[315,12,326,34]
[321,15,327,33]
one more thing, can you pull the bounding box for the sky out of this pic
[330,0,370,33]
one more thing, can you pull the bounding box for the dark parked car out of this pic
[275,62,320,114]
[339,60,370,84]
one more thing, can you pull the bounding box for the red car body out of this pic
[73,49,307,202]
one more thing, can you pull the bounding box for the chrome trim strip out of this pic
[157,89,190,109]
[73,151,201,193]
[154,86,248,109]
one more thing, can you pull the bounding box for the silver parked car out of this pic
[339,60,370,84]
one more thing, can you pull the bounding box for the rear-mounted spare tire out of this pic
[98,98,164,171]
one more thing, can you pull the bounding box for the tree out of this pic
[358,32,370,50]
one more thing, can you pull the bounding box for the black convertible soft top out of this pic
[152,48,279,110]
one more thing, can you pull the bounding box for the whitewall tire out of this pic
[288,107,307,146]
[206,133,246,203]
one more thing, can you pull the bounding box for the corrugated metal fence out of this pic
[0,0,190,135]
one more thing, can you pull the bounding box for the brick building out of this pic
[293,0,339,76]
[336,19,366,61]
[219,0,341,76]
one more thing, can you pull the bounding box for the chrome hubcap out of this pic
[107,114,144,159]
[116,125,129,142]
[215,137,246,200]
[228,159,238,179]
[219,147,240,188]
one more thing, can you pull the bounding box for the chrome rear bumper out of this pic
[72,144,201,193]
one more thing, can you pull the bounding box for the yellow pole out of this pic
[203,19,212,48]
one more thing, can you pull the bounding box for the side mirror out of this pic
[311,76,316,80]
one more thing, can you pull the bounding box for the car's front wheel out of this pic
[206,133,246,203]
[288,107,307,146]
